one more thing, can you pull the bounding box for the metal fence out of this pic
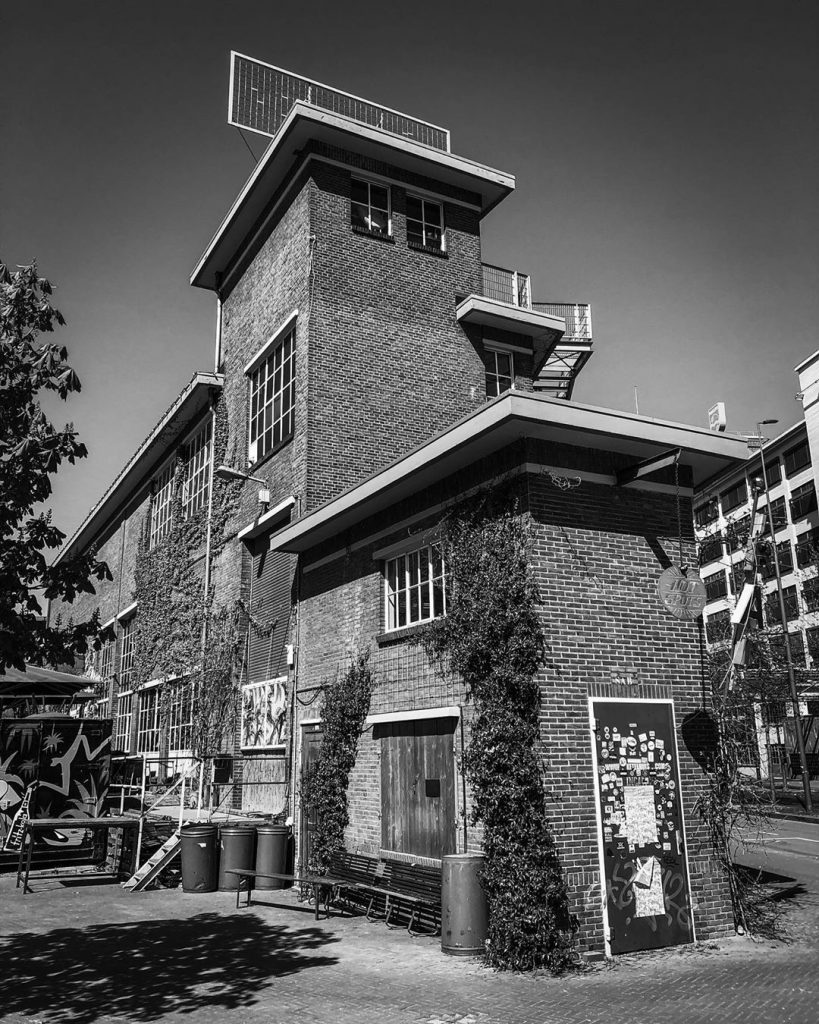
[368,643,463,715]
[480,263,532,308]
[533,302,593,341]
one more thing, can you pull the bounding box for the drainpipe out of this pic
[213,278,223,371]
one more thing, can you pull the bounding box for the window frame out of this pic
[246,325,296,466]
[149,460,175,549]
[703,570,728,603]
[720,480,747,515]
[485,348,515,399]
[136,685,161,754]
[113,691,134,751]
[406,194,445,251]
[789,481,817,522]
[350,176,392,238]
[119,617,137,690]
[384,543,448,633]
[182,420,213,519]
[784,440,811,477]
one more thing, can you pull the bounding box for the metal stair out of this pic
[122,830,181,892]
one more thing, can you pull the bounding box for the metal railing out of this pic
[480,263,532,309]
[533,302,592,341]
[230,55,450,152]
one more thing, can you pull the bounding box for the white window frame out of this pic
[247,326,296,465]
[406,194,444,251]
[113,691,133,750]
[182,420,213,518]
[351,176,392,237]
[149,460,175,549]
[119,617,137,690]
[384,543,447,632]
[168,678,194,753]
[136,686,161,753]
[485,348,515,398]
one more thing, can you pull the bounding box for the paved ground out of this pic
[1,870,818,1024]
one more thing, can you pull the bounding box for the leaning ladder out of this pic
[122,830,181,892]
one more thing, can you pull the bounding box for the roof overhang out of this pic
[54,371,223,565]
[191,102,515,292]
[269,392,751,554]
[0,665,92,699]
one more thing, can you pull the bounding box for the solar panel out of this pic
[228,52,450,152]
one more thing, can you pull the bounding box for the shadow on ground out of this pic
[0,911,339,1023]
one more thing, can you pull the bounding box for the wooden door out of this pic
[299,723,323,871]
[379,717,456,860]
[591,699,694,955]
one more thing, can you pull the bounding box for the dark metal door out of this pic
[591,699,694,954]
[299,723,323,871]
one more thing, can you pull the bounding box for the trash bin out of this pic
[255,823,290,889]
[180,823,219,893]
[218,824,257,891]
[441,852,488,956]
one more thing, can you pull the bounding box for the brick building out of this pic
[51,57,749,957]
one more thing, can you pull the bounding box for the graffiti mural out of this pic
[0,718,111,852]
[241,678,287,750]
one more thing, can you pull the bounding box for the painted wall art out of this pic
[240,678,288,750]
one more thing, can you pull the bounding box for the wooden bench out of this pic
[327,852,442,936]
[224,868,362,920]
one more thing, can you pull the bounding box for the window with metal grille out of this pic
[183,421,212,518]
[351,177,391,236]
[790,481,817,521]
[760,496,787,535]
[406,195,443,250]
[119,618,136,689]
[168,680,193,751]
[149,462,175,548]
[385,544,447,631]
[765,585,799,624]
[248,328,295,464]
[784,440,811,477]
[762,700,787,726]
[705,608,730,643]
[695,499,718,528]
[721,481,747,514]
[137,688,160,752]
[113,692,133,751]
[703,571,728,602]
[485,350,514,398]
[698,534,724,566]
[796,529,819,569]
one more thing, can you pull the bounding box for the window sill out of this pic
[376,622,433,646]
[408,241,447,258]
[247,431,294,475]
[351,225,395,243]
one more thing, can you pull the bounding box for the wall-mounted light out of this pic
[214,465,269,505]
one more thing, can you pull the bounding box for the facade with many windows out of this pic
[49,60,751,958]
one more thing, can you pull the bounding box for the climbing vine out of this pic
[423,488,576,973]
[300,652,375,872]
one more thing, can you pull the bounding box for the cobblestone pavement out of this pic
[1,872,817,1024]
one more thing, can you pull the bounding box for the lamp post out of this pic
[755,420,813,812]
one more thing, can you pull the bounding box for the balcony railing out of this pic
[480,263,532,309]
[533,302,592,341]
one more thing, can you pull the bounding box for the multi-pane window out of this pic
[99,638,114,680]
[730,560,747,595]
[149,462,175,549]
[763,459,782,487]
[761,541,793,580]
[385,544,447,631]
[768,631,806,667]
[114,692,133,751]
[721,481,747,515]
[119,618,136,690]
[183,421,212,517]
[168,680,193,751]
[351,178,391,236]
[807,626,819,663]
[703,570,728,602]
[796,529,819,569]
[725,516,750,552]
[694,499,718,528]
[802,577,819,613]
[789,481,817,521]
[760,496,787,535]
[765,585,799,624]
[705,608,731,643]
[406,195,443,250]
[137,688,160,753]
[698,534,724,566]
[784,441,811,477]
[248,329,296,464]
[486,350,514,398]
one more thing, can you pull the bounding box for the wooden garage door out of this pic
[378,717,457,860]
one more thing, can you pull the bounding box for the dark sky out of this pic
[3,1,818,539]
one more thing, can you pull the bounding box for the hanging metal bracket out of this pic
[615,448,682,487]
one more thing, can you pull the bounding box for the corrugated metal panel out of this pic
[248,545,294,682]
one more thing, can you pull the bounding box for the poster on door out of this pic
[590,698,694,955]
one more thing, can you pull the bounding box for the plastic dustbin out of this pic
[441,853,488,956]
[218,825,257,891]
[255,824,290,889]
[180,824,219,893]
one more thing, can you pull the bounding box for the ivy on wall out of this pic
[300,652,375,872]
[423,488,576,973]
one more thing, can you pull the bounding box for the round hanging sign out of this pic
[657,566,707,620]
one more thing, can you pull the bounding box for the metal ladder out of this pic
[122,830,181,892]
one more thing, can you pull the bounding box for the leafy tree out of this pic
[0,260,111,671]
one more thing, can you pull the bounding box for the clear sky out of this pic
[3,1,818,541]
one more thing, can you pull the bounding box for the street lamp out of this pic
[214,465,270,505]
[754,419,813,812]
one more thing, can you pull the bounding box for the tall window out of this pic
[385,544,447,631]
[703,570,728,602]
[784,440,811,477]
[790,481,817,521]
[248,329,296,464]
[99,638,114,679]
[351,178,391,236]
[765,585,799,624]
[720,481,747,515]
[183,421,212,517]
[406,195,443,250]
[486,350,514,398]
[168,680,193,751]
[149,462,175,548]
[137,688,160,752]
[119,618,136,689]
[114,692,133,751]
[694,498,718,528]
